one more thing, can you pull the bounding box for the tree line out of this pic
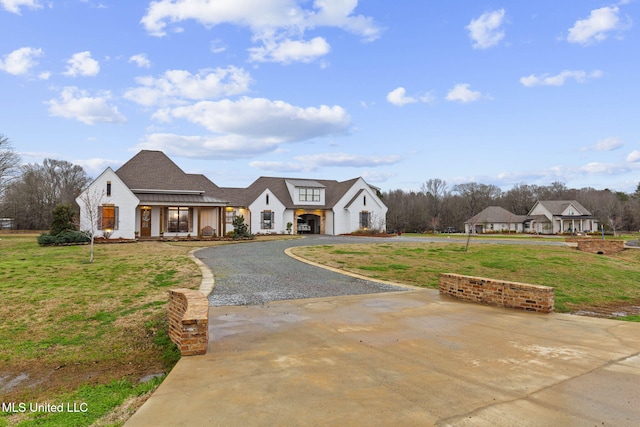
[383,179,640,234]
[0,134,90,230]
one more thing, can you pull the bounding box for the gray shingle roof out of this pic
[221,176,361,209]
[116,150,205,193]
[467,206,528,224]
[115,150,228,205]
[535,200,592,216]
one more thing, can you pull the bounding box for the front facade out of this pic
[526,200,598,234]
[221,177,387,236]
[465,201,599,235]
[76,151,227,240]
[464,206,527,234]
[77,151,387,239]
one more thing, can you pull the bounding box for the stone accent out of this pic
[439,273,554,313]
[168,289,209,356]
[576,239,625,255]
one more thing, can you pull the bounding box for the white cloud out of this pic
[0,47,43,75]
[140,0,381,63]
[136,134,281,159]
[249,37,330,63]
[129,53,151,68]
[579,161,635,175]
[466,9,506,49]
[163,97,350,143]
[63,51,100,77]
[138,97,351,159]
[584,137,623,152]
[250,152,402,173]
[567,6,630,45]
[520,70,603,87]
[0,0,41,14]
[75,157,123,176]
[386,87,417,106]
[386,87,435,106]
[445,83,482,103]
[46,86,127,125]
[210,39,227,54]
[124,66,252,106]
[627,150,640,162]
[362,170,396,183]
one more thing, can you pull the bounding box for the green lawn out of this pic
[291,241,640,314]
[0,234,204,426]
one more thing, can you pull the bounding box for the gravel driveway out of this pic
[196,235,408,306]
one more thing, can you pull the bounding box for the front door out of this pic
[140,207,152,237]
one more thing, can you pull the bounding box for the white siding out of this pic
[248,190,287,234]
[76,168,139,239]
[333,178,387,235]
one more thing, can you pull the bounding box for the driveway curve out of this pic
[196,235,409,306]
[195,234,569,307]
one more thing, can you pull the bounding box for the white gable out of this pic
[285,179,326,206]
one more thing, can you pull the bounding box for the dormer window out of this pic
[106,181,111,197]
[266,194,269,205]
[363,195,367,206]
[299,188,320,202]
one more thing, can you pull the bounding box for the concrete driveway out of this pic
[126,237,640,426]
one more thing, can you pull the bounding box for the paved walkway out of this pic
[125,236,640,426]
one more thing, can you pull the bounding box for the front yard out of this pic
[291,241,640,319]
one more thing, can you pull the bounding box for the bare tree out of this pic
[0,134,21,200]
[453,182,501,217]
[501,182,536,215]
[77,186,105,263]
[0,158,89,229]
[421,178,448,232]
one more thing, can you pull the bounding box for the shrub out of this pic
[231,215,252,239]
[37,230,90,246]
[50,203,78,236]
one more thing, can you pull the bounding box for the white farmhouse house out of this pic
[77,150,387,239]
[525,200,598,234]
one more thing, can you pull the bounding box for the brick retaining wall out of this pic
[168,289,209,356]
[439,273,554,313]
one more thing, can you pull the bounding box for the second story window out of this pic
[106,181,111,197]
[299,188,320,202]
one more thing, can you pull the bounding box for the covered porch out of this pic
[134,194,227,239]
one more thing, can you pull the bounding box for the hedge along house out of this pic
[76,150,229,239]
[220,176,388,235]
[77,150,388,239]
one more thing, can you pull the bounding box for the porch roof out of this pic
[135,193,227,206]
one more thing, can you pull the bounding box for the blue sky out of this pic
[1,0,639,193]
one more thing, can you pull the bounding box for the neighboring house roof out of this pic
[532,200,593,216]
[221,176,363,210]
[466,206,528,224]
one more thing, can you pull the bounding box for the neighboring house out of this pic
[464,206,528,234]
[77,150,387,239]
[464,200,599,235]
[525,200,598,234]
